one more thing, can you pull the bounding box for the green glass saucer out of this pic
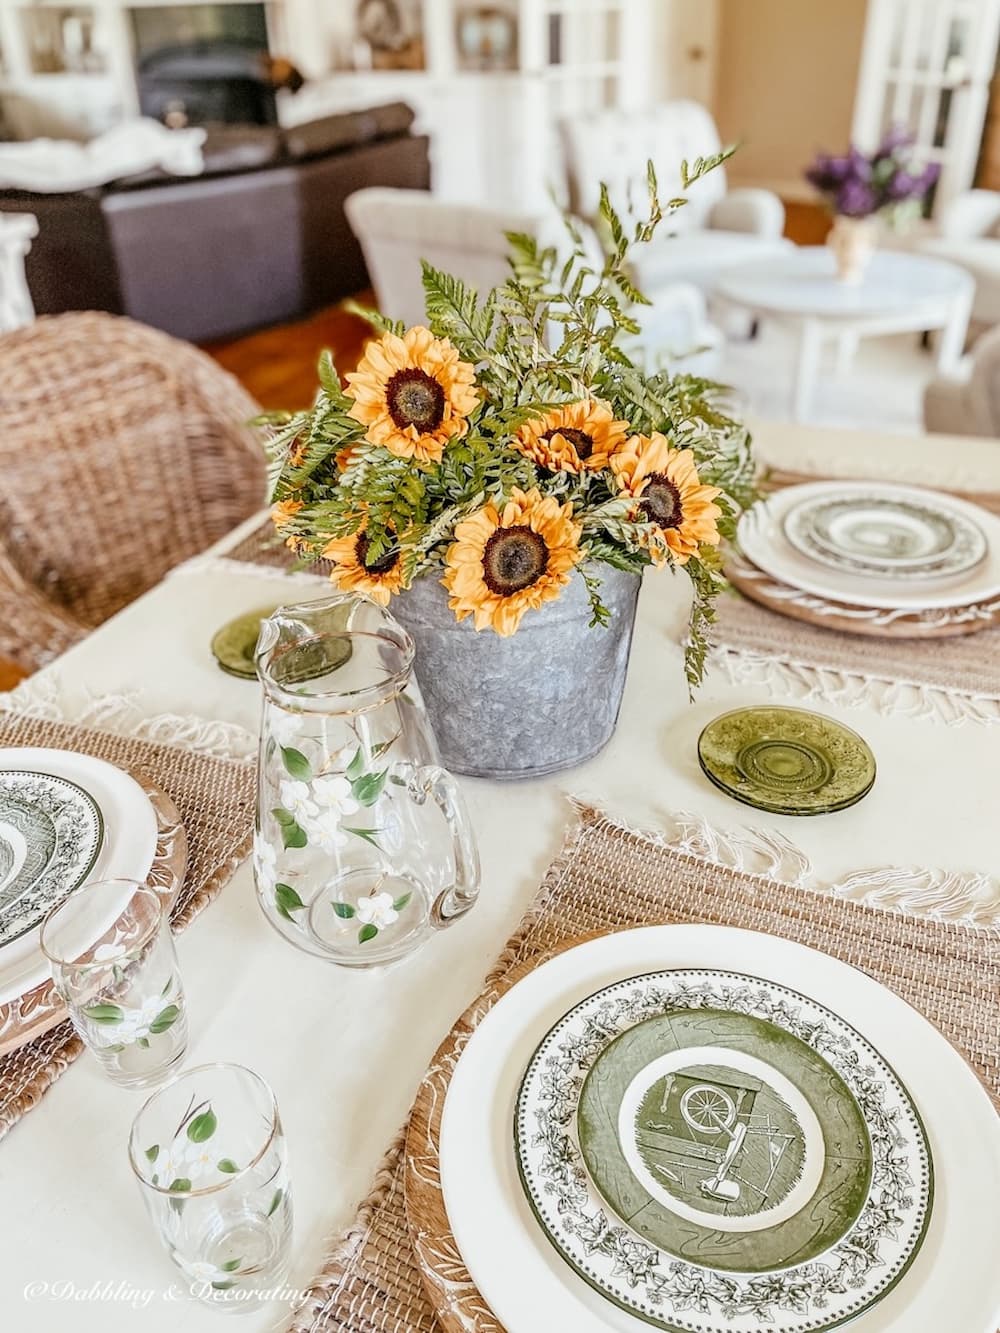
[210,607,281,680]
[697,706,876,815]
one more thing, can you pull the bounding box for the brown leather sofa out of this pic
[0,103,430,342]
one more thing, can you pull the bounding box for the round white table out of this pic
[714,247,974,421]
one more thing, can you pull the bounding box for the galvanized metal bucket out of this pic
[392,567,641,780]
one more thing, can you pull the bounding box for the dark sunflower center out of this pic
[544,427,594,461]
[356,532,400,576]
[385,368,446,433]
[640,473,684,529]
[481,525,549,595]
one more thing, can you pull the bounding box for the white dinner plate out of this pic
[0,749,159,1005]
[739,482,1000,610]
[440,926,1000,1333]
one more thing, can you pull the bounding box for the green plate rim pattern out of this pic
[0,769,104,948]
[513,966,934,1333]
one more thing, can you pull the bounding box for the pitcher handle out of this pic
[397,762,480,927]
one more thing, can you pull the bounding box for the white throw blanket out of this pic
[0,119,206,192]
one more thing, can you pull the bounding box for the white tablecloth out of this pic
[3,421,1000,1331]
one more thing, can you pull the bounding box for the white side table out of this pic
[0,212,38,333]
[714,247,975,421]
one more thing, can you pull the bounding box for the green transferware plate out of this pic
[0,770,103,947]
[577,1009,870,1273]
[697,706,875,816]
[211,607,280,680]
[515,968,933,1333]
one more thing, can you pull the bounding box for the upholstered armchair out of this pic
[345,186,723,375]
[911,189,1000,326]
[924,323,1000,437]
[0,312,267,673]
[559,101,791,297]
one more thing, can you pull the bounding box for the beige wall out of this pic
[712,0,869,194]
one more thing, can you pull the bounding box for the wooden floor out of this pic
[203,202,830,409]
[202,292,377,411]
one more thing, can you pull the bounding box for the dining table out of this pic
[1,417,999,1333]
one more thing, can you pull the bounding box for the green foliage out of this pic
[257,152,760,687]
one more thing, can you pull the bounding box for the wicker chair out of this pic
[0,312,267,673]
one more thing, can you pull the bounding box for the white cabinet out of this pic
[280,0,655,211]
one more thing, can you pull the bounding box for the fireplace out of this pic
[130,4,277,126]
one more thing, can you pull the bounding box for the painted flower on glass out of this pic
[310,775,359,817]
[344,326,479,463]
[270,709,306,748]
[176,1257,237,1286]
[514,399,630,474]
[323,521,405,606]
[355,891,399,930]
[92,942,128,964]
[86,990,179,1049]
[611,435,722,566]
[278,780,317,825]
[253,837,278,892]
[304,809,349,854]
[442,487,582,636]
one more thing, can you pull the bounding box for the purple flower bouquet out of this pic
[805,128,940,224]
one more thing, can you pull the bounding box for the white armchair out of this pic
[559,101,791,298]
[344,187,723,375]
[912,189,1000,326]
[924,322,1000,437]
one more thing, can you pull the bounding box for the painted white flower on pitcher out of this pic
[279,780,317,824]
[271,710,306,747]
[310,775,359,818]
[306,810,349,853]
[355,892,399,930]
[253,837,278,891]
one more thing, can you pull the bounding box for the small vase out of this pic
[392,567,642,780]
[827,215,877,285]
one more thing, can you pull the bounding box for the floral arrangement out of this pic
[805,127,940,224]
[264,157,756,688]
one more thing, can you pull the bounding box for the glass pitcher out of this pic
[253,594,480,967]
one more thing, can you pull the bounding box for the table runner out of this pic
[0,711,255,1141]
[288,802,1000,1332]
[711,473,1000,724]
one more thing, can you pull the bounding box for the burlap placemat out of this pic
[0,712,255,1140]
[288,803,1000,1332]
[713,475,1000,719]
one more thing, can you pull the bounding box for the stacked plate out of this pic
[438,927,1000,1333]
[0,748,167,1054]
[734,481,1000,636]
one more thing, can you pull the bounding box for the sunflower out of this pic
[344,326,479,463]
[323,522,406,606]
[272,498,305,551]
[514,399,630,474]
[610,434,722,566]
[442,487,582,636]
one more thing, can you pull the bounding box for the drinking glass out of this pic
[128,1063,292,1310]
[41,878,187,1089]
